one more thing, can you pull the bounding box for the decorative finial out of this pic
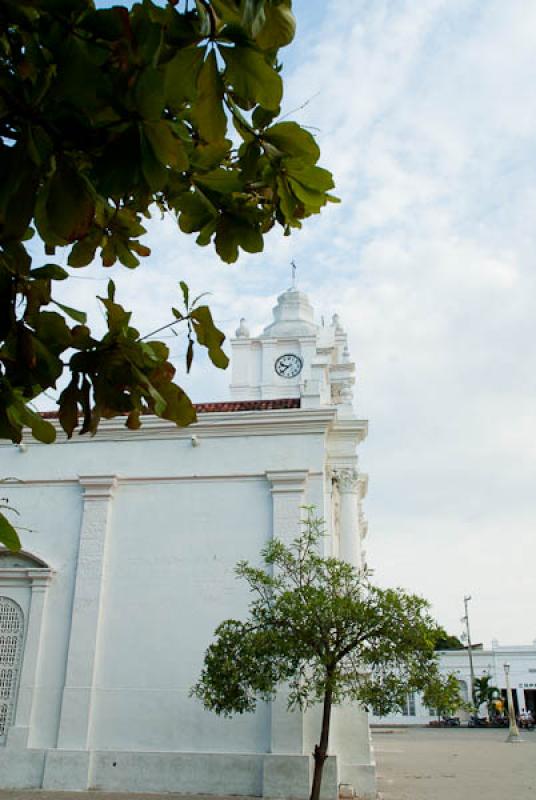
[331,313,343,333]
[235,317,250,338]
[291,259,297,289]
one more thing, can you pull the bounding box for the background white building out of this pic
[0,287,376,798]
[371,641,536,725]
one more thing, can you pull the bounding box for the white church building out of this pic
[0,287,376,798]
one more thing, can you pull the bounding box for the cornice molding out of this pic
[266,469,309,493]
[0,471,325,489]
[79,474,117,499]
[0,567,54,586]
[329,418,368,443]
[3,408,344,446]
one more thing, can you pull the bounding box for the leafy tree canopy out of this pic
[0,0,336,441]
[192,510,443,800]
[0,0,337,548]
[434,630,464,650]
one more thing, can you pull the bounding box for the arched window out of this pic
[0,597,24,743]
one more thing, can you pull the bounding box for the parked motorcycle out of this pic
[468,714,489,727]
[441,716,461,727]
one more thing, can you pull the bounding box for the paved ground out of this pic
[373,726,536,800]
[0,729,534,800]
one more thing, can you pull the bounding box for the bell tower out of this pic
[230,285,357,415]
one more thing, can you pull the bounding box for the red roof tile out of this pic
[195,398,300,412]
[40,398,300,420]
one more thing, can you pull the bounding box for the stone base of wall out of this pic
[0,747,376,799]
[0,749,358,799]
[0,748,46,789]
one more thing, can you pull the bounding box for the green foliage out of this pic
[0,511,20,552]
[0,485,21,551]
[434,629,464,650]
[473,674,500,713]
[0,0,336,444]
[421,672,469,719]
[192,510,443,800]
[192,509,442,717]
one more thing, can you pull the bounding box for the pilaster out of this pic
[55,475,117,753]
[331,469,360,567]
[265,470,308,756]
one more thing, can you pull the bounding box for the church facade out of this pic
[0,287,376,798]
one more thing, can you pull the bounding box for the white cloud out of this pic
[40,0,536,645]
[283,0,536,645]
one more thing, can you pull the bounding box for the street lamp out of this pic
[503,663,522,743]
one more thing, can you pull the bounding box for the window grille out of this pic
[0,597,24,742]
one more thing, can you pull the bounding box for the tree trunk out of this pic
[310,684,333,800]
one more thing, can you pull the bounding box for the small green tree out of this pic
[473,675,500,717]
[421,672,468,722]
[192,511,442,800]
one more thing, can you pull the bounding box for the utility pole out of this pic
[463,595,476,706]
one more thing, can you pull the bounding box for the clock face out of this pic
[275,353,303,378]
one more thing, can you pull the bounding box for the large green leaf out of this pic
[143,121,189,171]
[240,0,266,38]
[140,127,168,191]
[195,169,243,194]
[44,164,96,243]
[154,381,197,426]
[51,301,87,325]
[165,47,204,105]
[190,305,229,368]
[192,51,227,143]
[176,190,217,234]
[288,179,326,213]
[30,264,69,281]
[286,161,336,192]
[222,46,282,110]
[256,3,295,50]
[0,512,21,552]
[135,67,166,120]
[21,407,56,444]
[58,376,80,438]
[264,122,320,163]
[114,238,140,269]
[33,311,73,353]
[211,0,241,24]
[68,230,102,267]
[191,139,233,171]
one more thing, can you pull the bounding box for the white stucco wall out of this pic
[0,407,374,798]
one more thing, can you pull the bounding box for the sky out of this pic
[50,0,536,647]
